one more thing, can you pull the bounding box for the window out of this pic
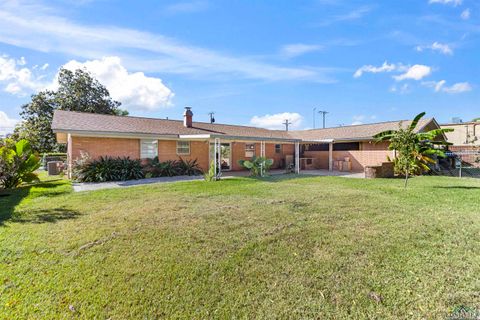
[245,143,255,157]
[177,141,190,155]
[141,139,158,159]
[275,144,282,154]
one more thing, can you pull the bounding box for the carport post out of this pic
[260,141,266,176]
[295,141,300,174]
[328,142,333,171]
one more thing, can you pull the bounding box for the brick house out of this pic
[52,108,443,176]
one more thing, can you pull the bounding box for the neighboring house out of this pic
[441,121,480,146]
[441,121,480,167]
[52,108,443,177]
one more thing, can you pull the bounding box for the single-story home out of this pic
[52,108,443,177]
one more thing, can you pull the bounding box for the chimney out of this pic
[183,107,193,128]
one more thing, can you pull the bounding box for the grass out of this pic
[0,174,479,319]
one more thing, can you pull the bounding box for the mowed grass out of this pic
[1,174,479,319]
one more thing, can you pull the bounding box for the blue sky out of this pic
[0,0,479,134]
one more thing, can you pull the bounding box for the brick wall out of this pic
[303,141,393,172]
[231,142,294,171]
[158,140,210,171]
[71,136,141,161]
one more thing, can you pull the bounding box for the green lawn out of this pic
[1,174,479,319]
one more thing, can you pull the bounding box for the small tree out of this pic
[374,112,453,188]
[238,156,273,177]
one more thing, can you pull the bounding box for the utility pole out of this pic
[283,119,292,131]
[208,112,215,124]
[318,110,329,128]
[313,107,317,129]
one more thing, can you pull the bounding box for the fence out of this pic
[430,148,480,178]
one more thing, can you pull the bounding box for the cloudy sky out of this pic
[0,0,478,134]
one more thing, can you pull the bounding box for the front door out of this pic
[209,143,232,171]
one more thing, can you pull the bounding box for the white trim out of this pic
[176,140,191,155]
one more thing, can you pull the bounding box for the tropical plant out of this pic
[176,158,202,176]
[203,160,217,182]
[238,156,274,177]
[0,139,41,189]
[374,112,453,188]
[74,156,144,182]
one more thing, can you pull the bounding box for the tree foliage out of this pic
[374,112,453,188]
[238,156,274,177]
[14,68,127,153]
[0,139,41,189]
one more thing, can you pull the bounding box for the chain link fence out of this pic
[429,149,480,178]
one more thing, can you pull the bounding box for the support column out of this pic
[214,138,221,180]
[260,141,265,176]
[295,142,300,174]
[328,142,333,171]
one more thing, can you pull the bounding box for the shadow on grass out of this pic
[433,186,480,190]
[0,180,73,226]
[10,207,82,224]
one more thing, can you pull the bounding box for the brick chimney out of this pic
[183,107,193,128]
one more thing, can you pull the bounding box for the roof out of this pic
[52,110,439,142]
[52,110,294,140]
[289,118,435,141]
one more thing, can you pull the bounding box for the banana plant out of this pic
[0,139,41,189]
[374,112,453,188]
[238,156,274,177]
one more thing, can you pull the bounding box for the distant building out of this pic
[441,121,480,146]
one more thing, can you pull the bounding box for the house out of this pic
[52,108,443,177]
[441,121,480,168]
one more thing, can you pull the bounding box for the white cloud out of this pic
[429,0,462,6]
[280,44,323,58]
[390,83,411,94]
[0,111,19,136]
[416,42,453,55]
[318,6,372,26]
[0,1,332,82]
[423,80,472,93]
[353,61,398,78]
[461,9,470,20]
[394,65,432,81]
[250,112,303,130]
[351,114,377,125]
[60,57,174,111]
[0,55,47,95]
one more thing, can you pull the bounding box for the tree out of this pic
[374,112,453,188]
[14,68,128,153]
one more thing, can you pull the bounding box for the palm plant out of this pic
[374,112,453,188]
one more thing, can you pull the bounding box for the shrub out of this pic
[0,139,41,189]
[176,158,202,176]
[238,156,273,177]
[75,156,144,182]
[143,157,202,177]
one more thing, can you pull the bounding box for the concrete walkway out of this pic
[73,169,364,192]
[73,175,205,192]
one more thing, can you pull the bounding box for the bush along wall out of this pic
[73,156,203,183]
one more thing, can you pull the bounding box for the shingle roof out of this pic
[52,110,293,140]
[52,110,437,142]
[289,118,434,141]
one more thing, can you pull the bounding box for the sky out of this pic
[0,0,479,135]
